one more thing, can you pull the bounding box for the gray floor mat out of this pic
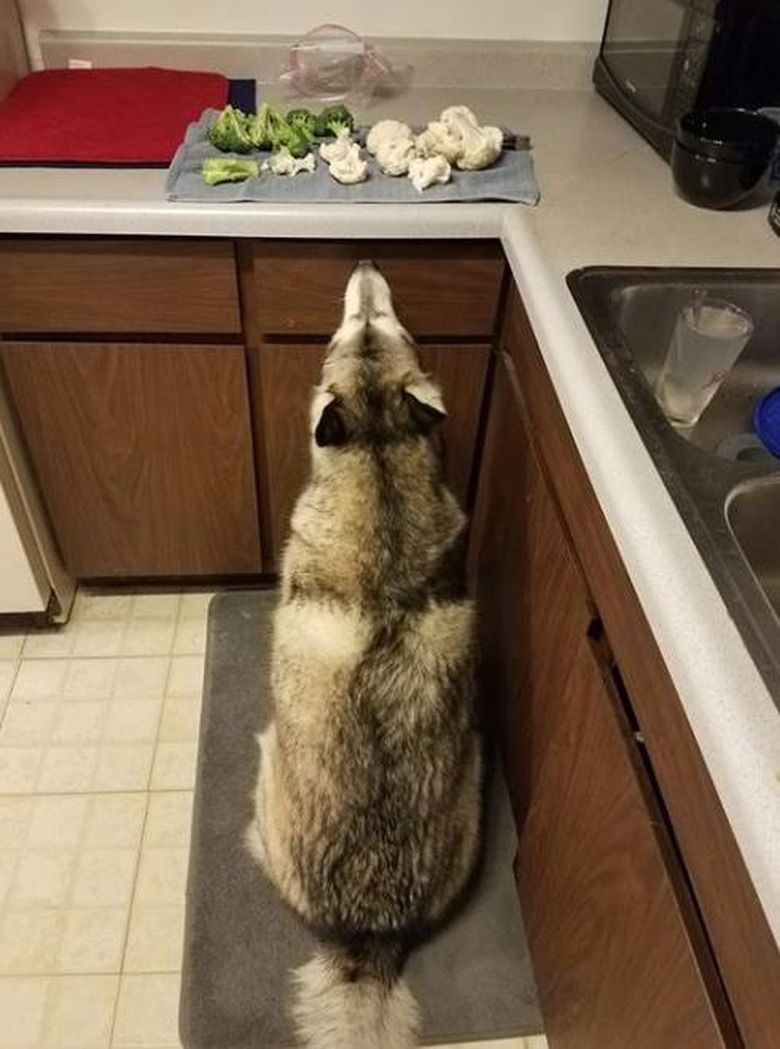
[180,588,542,1048]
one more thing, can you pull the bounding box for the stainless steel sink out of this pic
[567,267,780,708]
[727,479,780,621]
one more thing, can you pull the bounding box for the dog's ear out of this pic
[404,378,447,434]
[314,395,351,447]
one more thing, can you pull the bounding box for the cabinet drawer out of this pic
[0,238,241,334]
[247,241,505,337]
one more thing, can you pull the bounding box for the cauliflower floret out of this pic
[318,128,355,165]
[408,155,452,192]
[329,153,368,184]
[414,121,462,164]
[440,105,481,131]
[366,119,413,155]
[318,128,368,184]
[437,106,503,170]
[374,137,416,176]
[454,124,502,170]
[366,118,416,174]
[263,149,316,176]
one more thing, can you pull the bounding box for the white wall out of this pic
[17,0,609,41]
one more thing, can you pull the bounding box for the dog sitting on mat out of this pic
[247,261,482,1049]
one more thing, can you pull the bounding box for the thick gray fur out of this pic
[246,262,483,1049]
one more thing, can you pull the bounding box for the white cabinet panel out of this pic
[0,481,47,612]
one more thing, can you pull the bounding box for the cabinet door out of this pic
[2,342,262,577]
[518,632,732,1049]
[255,344,321,566]
[469,351,592,826]
[255,343,490,568]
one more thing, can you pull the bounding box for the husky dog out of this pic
[247,261,482,1049]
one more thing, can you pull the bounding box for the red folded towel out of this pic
[0,67,229,164]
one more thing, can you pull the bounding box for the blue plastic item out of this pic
[753,387,780,457]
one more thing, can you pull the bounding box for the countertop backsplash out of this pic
[36,30,598,90]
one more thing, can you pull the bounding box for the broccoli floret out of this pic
[286,108,318,140]
[245,102,273,150]
[314,104,355,138]
[247,103,312,157]
[245,102,296,152]
[268,104,288,148]
[233,102,316,158]
[266,105,295,150]
[273,121,313,158]
[202,157,259,185]
[206,105,253,153]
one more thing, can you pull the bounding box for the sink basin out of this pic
[568,267,780,708]
[612,279,780,460]
[727,480,780,621]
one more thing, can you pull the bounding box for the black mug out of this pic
[672,108,779,210]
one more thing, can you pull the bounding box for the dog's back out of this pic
[252,262,482,1049]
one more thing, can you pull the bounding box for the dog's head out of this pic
[311,262,446,450]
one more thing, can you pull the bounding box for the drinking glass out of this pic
[655,297,754,427]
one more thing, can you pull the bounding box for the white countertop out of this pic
[1,85,778,945]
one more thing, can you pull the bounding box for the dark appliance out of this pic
[593,0,780,158]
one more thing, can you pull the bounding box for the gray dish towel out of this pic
[166,108,540,204]
[179,588,542,1049]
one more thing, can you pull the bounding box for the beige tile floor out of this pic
[0,587,547,1049]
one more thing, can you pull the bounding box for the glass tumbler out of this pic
[655,297,754,427]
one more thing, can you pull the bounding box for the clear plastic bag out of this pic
[281,24,408,102]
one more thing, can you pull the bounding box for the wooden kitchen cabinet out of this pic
[1,341,262,577]
[470,346,739,1046]
[0,235,503,579]
[469,286,780,1047]
[496,286,780,1049]
[0,235,258,579]
[519,628,731,1049]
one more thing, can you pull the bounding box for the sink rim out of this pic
[724,475,780,629]
[724,472,780,513]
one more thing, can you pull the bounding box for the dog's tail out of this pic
[291,935,420,1049]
